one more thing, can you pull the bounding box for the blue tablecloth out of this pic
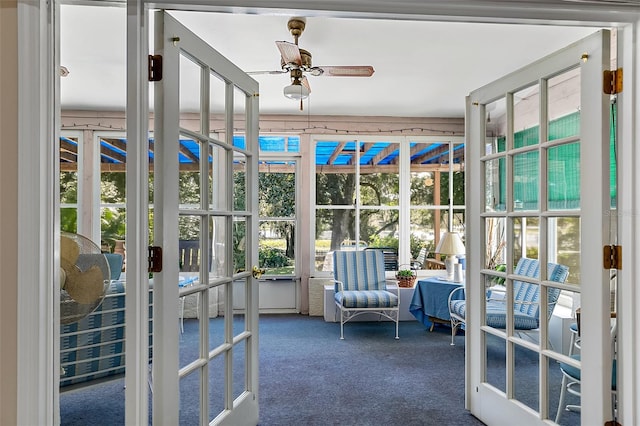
[410,277,464,328]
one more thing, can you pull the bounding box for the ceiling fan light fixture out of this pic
[283,82,310,100]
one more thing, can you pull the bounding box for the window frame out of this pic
[311,134,465,276]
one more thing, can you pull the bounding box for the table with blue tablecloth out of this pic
[410,276,464,331]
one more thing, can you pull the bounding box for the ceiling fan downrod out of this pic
[287,17,306,45]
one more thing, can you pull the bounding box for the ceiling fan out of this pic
[248,17,375,109]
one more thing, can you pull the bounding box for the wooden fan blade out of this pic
[246,70,288,76]
[317,65,375,77]
[276,41,302,66]
[300,76,312,93]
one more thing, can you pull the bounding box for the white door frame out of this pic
[6,1,638,425]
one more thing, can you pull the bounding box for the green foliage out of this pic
[100,173,127,250]
[260,172,296,257]
[259,247,291,268]
[359,172,399,206]
[101,207,126,249]
[492,264,507,285]
[101,172,126,203]
[233,222,246,272]
[60,172,78,203]
[368,234,398,250]
[410,234,432,259]
[396,269,416,278]
[179,172,200,205]
[234,171,246,211]
[316,173,356,250]
[60,208,77,233]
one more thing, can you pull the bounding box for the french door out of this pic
[153,11,260,425]
[466,30,614,425]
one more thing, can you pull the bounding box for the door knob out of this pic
[252,265,265,279]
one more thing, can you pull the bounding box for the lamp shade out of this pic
[283,82,310,100]
[435,232,465,256]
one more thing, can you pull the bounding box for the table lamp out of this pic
[435,232,465,281]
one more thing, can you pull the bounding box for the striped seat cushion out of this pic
[333,250,387,292]
[335,290,398,309]
[450,299,540,330]
[60,281,154,389]
[448,257,569,331]
[450,299,466,319]
[486,300,539,329]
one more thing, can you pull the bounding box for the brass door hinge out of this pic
[148,55,163,82]
[604,68,623,95]
[148,246,163,272]
[603,244,622,270]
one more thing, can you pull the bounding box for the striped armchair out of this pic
[448,257,569,345]
[333,250,399,339]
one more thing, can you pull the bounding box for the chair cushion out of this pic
[450,299,466,318]
[333,250,387,291]
[486,300,539,329]
[335,290,398,309]
[450,299,539,329]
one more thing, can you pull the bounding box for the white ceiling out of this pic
[60,5,599,118]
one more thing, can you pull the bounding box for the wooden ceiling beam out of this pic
[327,141,348,166]
[100,145,126,164]
[101,137,127,153]
[60,152,76,162]
[60,139,78,156]
[370,144,399,167]
[413,144,450,164]
[178,141,201,164]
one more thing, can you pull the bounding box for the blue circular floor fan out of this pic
[59,232,110,324]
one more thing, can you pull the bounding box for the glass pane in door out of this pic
[485,333,507,393]
[551,216,581,285]
[485,97,507,155]
[548,143,580,210]
[485,217,506,269]
[178,136,202,207]
[485,158,505,212]
[514,345,540,411]
[512,217,539,262]
[513,151,539,211]
[548,68,581,142]
[209,143,226,211]
[180,54,202,132]
[513,84,540,148]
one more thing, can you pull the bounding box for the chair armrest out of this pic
[448,286,465,306]
[385,282,400,303]
[332,279,345,293]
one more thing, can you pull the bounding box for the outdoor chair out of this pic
[332,250,400,340]
[411,247,428,269]
[555,317,617,423]
[179,239,201,272]
[448,257,569,345]
[365,246,399,271]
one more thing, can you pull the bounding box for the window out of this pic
[235,135,301,277]
[313,136,465,273]
[259,159,298,276]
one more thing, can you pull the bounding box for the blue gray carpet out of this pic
[60,314,579,425]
